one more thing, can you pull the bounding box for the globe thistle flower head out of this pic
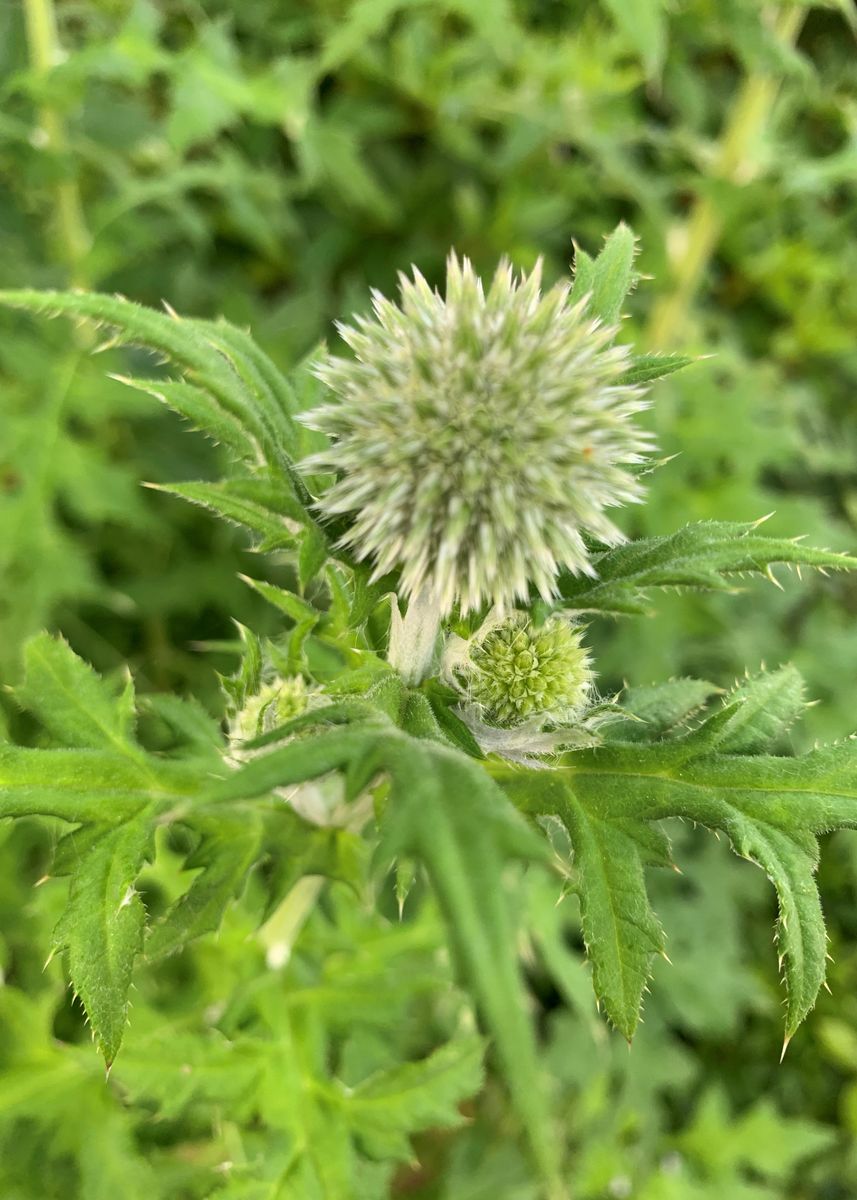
[453,612,593,729]
[303,252,653,616]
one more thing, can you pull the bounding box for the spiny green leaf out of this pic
[0,746,191,822]
[696,665,807,754]
[149,475,309,550]
[17,633,136,752]
[53,812,156,1066]
[560,799,668,1039]
[619,677,722,738]
[146,812,263,960]
[571,222,638,326]
[345,1035,485,1161]
[219,623,264,712]
[112,375,261,461]
[559,520,857,615]
[0,289,302,480]
[504,771,669,1039]
[241,575,320,625]
[621,352,692,386]
[496,667,857,1038]
[140,693,225,760]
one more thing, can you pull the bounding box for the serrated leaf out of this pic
[114,375,261,461]
[697,665,806,754]
[506,771,668,1038]
[0,745,187,822]
[146,812,263,959]
[241,575,319,625]
[620,677,722,738]
[141,693,225,760]
[220,623,263,712]
[345,1035,485,1161]
[562,800,668,1038]
[571,222,638,326]
[53,811,156,1065]
[0,289,307,493]
[559,520,857,615]
[17,633,136,752]
[621,352,692,386]
[3,637,214,1062]
[501,709,857,1037]
[150,476,307,550]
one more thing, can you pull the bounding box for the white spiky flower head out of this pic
[302,252,653,616]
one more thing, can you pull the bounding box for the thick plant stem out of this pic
[23,0,90,284]
[647,7,804,349]
[388,584,442,685]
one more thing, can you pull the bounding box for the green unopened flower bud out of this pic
[302,253,652,617]
[231,676,307,743]
[459,613,592,728]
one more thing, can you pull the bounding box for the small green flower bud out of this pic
[231,676,307,743]
[462,613,593,728]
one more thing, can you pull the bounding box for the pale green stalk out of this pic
[23,0,90,284]
[647,7,804,349]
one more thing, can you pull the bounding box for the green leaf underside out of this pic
[500,698,857,1037]
[559,520,857,615]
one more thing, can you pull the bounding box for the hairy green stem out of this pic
[23,0,90,283]
[647,6,804,349]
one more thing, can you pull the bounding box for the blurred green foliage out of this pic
[2,0,857,1196]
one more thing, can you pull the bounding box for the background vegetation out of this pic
[1,1,857,1196]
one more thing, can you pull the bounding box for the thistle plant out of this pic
[3,226,857,1200]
